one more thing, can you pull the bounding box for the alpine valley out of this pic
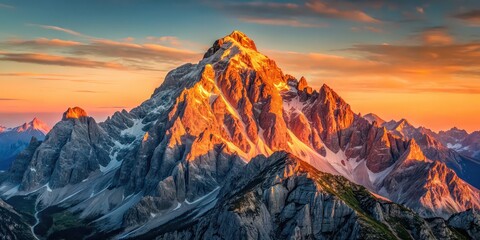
[1,31,480,240]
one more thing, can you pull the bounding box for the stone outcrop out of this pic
[0,199,36,240]
[18,107,113,190]
[147,153,475,240]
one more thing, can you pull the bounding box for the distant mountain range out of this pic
[0,31,479,239]
[364,113,480,188]
[0,118,50,170]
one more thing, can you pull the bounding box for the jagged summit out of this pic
[402,138,428,162]
[62,106,88,120]
[442,126,468,135]
[363,113,386,125]
[203,30,257,59]
[225,30,257,51]
[16,118,50,134]
[2,117,51,134]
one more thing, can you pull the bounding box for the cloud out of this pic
[453,9,480,26]
[0,72,71,77]
[239,17,327,28]
[266,38,480,94]
[146,36,182,47]
[350,26,382,33]
[214,0,380,28]
[416,7,424,14]
[27,24,94,38]
[0,52,128,70]
[0,98,21,101]
[0,3,14,8]
[5,38,81,47]
[72,39,200,63]
[305,0,379,23]
[1,36,202,71]
[419,27,454,45]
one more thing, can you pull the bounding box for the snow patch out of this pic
[367,164,395,185]
[287,130,339,175]
[447,143,463,150]
[121,119,146,139]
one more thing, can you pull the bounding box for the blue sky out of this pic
[2,0,478,52]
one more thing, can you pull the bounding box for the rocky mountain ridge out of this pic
[0,31,479,239]
[363,113,480,189]
[147,152,478,240]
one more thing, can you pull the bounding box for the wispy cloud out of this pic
[5,38,81,47]
[0,98,21,101]
[305,0,379,23]
[1,36,202,71]
[0,3,14,9]
[350,26,382,33]
[267,36,480,94]
[419,27,454,45]
[0,52,128,69]
[416,7,424,14]
[453,9,480,26]
[146,36,182,47]
[0,72,71,77]
[239,17,327,28]
[27,24,93,38]
[72,39,200,63]
[214,0,380,28]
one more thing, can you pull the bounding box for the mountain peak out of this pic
[225,30,257,51]
[203,30,257,59]
[403,138,427,162]
[446,126,467,134]
[29,118,50,134]
[363,113,386,125]
[9,117,50,134]
[63,107,88,120]
[394,118,412,130]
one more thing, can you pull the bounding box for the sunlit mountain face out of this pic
[0,118,49,170]
[1,1,480,239]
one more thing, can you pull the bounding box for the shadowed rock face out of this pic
[18,107,113,191]
[148,153,476,240]
[0,199,36,240]
[448,209,480,239]
[2,31,480,239]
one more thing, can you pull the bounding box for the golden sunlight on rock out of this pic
[62,106,88,120]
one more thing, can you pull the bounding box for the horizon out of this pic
[1,0,480,132]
